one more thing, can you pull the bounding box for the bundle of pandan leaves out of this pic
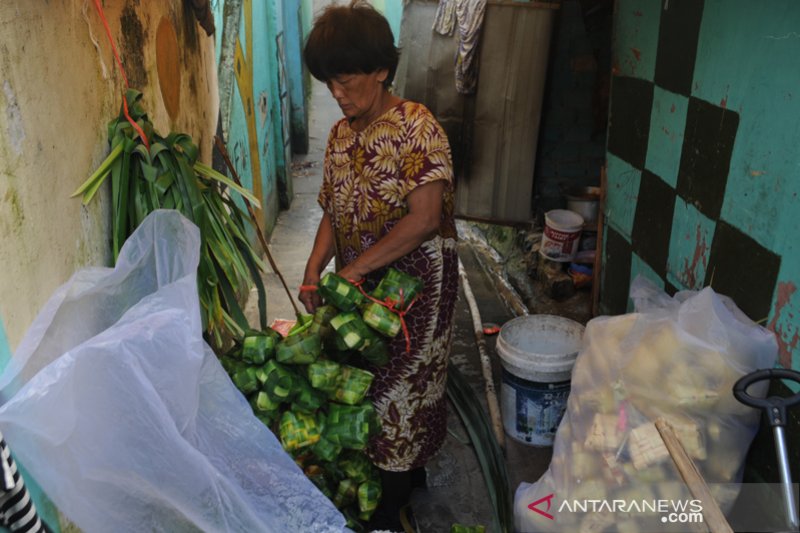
[220,268,423,530]
[71,89,266,346]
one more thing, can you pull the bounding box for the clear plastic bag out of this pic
[514,276,778,532]
[0,210,346,533]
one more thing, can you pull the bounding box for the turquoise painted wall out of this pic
[283,0,310,154]
[213,0,299,233]
[0,315,60,532]
[604,0,800,377]
[370,0,403,45]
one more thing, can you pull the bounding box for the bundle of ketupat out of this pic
[221,309,384,530]
[315,268,424,369]
[318,273,365,311]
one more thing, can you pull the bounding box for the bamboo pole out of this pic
[655,418,733,533]
[458,258,506,451]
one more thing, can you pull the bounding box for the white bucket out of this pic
[540,209,584,262]
[565,186,600,227]
[496,314,584,446]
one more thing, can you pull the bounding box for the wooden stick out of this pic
[213,136,302,319]
[655,418,733,533]
[591,164,607,317]
[458,259,506,451]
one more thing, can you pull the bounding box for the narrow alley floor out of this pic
[245,74,552,532]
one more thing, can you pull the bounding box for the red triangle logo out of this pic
[528,493,555,520]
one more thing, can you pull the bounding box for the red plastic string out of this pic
[351,279,417,354]
[617,401,628,433]
[299,285,318,292]
[92,0,150,150]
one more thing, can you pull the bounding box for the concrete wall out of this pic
[0,0,217,353]
[0,1,218,528]
[602,0,800,483]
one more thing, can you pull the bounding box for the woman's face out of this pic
[326,69,388,121]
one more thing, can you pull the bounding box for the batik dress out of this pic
[319,100,459,471]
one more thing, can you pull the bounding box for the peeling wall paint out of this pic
[0,1,219,528]
[603,0,800,379]
[2,81,25,155]
[0,1,218,355]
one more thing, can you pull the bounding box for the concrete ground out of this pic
[244,74,552,532]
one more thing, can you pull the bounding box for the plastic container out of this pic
[496,314,584,446]
[540,209,584,262]
[564,186,600,227]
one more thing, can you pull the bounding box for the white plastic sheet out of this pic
[514,277,778,532]
[0,210,346,533]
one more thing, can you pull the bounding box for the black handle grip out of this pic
[733,368,800,427]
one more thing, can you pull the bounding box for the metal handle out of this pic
[733,368,800,531]
[733,368,800,427]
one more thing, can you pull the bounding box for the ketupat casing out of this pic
[332,365,374,406]
[231,364,259,395]
[361,301,402,338]
[291,374,327,413]
[324,402,380,450]
[307,360,342,393]
[338,451,375,484]
[333,478,358,509]
[357,480,381,514]
[279,410,322,451]
[369,267,423,311]
[330,311,372,350]
[275,329,322,364]
[241,327,282,364]
[358,338,389,366]
[319,273,366,311]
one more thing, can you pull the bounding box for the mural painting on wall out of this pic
[232,0,266,225]
[233,139,248,174]
[603,0,799,371]
[258,91,271,157]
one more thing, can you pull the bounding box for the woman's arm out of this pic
[299,212,337,312]
[337,180,445,282]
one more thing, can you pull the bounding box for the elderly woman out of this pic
[300,2,458,528]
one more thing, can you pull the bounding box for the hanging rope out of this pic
[91,0,150,150]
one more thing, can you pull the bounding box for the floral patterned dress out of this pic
[319,100,459,471]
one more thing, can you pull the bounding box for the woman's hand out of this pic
[300,213,337,313]
[337,262,369,284]
[298,273,322,313]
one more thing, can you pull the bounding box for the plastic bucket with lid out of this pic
[565,186,600,227]
[540,209,584,262]
[496,314,584,446]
